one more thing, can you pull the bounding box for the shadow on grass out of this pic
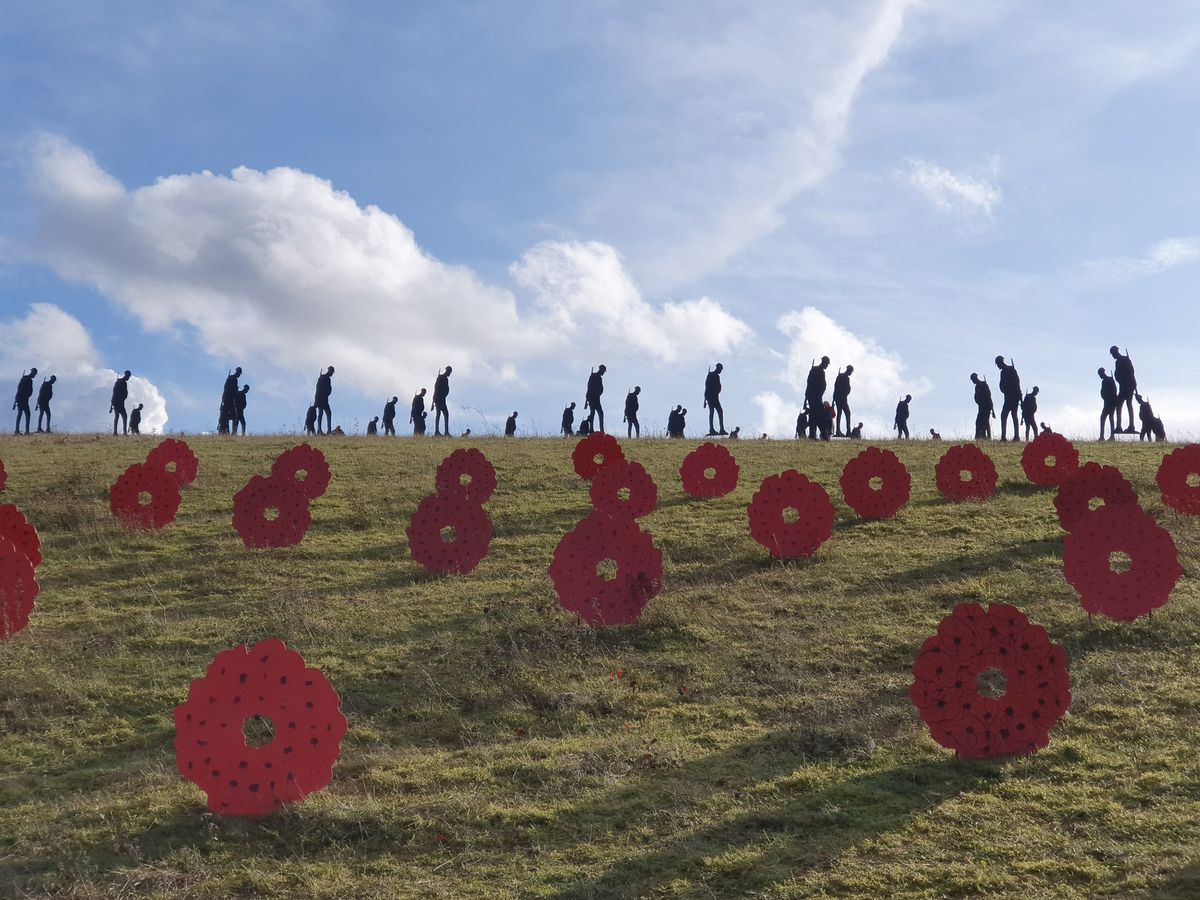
[843,538,1063,592]
[1147,861,1200,898]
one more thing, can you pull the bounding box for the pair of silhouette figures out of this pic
[801,357,858,439]
[12,368,56,435]
[970,356,1040,441]
[109,370,143,435]
[218,367,250,435]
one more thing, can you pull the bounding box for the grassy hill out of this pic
[2,434,1199,898]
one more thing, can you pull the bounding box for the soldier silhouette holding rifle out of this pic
[12,367,35,435]
[1021,386,1039,441]
[561,401,576,437]
[1110,346,1137,434]
[383,396,398,435]
[995,356,1021,441]
[704,363,726,435]
[35,374,56,433]
[584,364,606,433]
[111,370,132,436]
[894,394,912,439]
[433,366,452,435]
[410,388,427,436]
[970,373,994,439]
[833,365,853,437]
[313,366,334,435]
[804,356,830,439]
[624,386,641,438]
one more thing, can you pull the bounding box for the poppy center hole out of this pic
[165,461,177,473]
[976,667,1007,699]
[782,506,799,524]
[868,476,884,491]
[264,507,279,522]
[295,469,308,482]
[243,715,275,747]
[593,453,605,466]
[1109,550,1132,574]
[1088,497,1105,512]
[958,469,974,483]
[1044,455,1056,468]
[1188,473,1200,488]
[138,491,153,506]
[459,473,471,487]
[596,558,618,581]
[440,526,457,544]
[704,467,717,479]
[617,486,631,502]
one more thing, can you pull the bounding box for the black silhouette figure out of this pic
[1136,394,1166,442]
[1021,386,1039,441]
[667,405,686,438]
[35,375,56,433]
[577,417,593,436]
[1040,422,1052,434]
[729,426,741,439]
[894,394,912,439]
[970,373,994,440]
[833,365,854,437]
[795,410,808,439]
[1110,346,1137,434]
[1098,367,1118,441]
[929,428,941,440]
[420,410,428,433]
[367,416,379,436]
[994,356,1021,441]
[584,364,606,433]
[624,386,641,438]
[561,401,576,437]
[804,356,830,439]
[433,366,452,435]
[332,425,345,436]
[304,404,318,435]
[219,367,242,435]
[234,385,249,435]
[818,401,834,441]
[314,366,335,435]
[410,388,427,436]
[504,411,518,437]
[12,367,36,435]
[111,370,132,436]
[850,422,863,439]
[704,363,726,435]
[462,429,472,437]
[383,396,398,436]
[129,403,143,435]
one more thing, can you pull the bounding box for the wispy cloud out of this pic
[1078,237,1200,287]
[906,159,1002,219]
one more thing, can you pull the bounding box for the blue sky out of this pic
[2,1,1199,438]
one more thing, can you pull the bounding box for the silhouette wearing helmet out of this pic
[111,370,132,436]
[1098,367,1118,440]
[561,401,576,437]
[894,394,912,439]
[833,365,854,437]
[383,396,398,436]
[35,374,56,433]
[234,385,250,434]
[995,356,1022,441]
[410,388,427,436]
[704,363,726,435]
[624,386,641,438]
[432,366,452,435]
[313,366,335,435]
[804,356,830,439]
[1110,346,1137,434]
[12,367,36,435]
[970,373,994,440]
[504,411,518,437]
[129,403,144,435]
[1021,386,1039,441]
[584,364,606,433]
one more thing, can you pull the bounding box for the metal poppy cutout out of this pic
[747,470,835,559]
[934,444,998,502]
[1053,462,1138,533]
[406,490,494,575]
[145,438,200,488]
[0,503,41,569]
[232,474,314,549]
[1020,432,1080,487]
[839,447,911,519]
[679,442,739,499]
[434,448,497,504]
[571,433,625,481]
[1156,444,1200,515]
[109,463,184,530]
[589,459,658,520]
[0,535,39,639]
[270,444,332,501]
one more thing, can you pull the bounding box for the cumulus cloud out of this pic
[1078,237,1200,287]
[906,159,1002,219]
[0,303,168,433]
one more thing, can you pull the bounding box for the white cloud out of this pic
[906,159,1002,219]
[1078,237,1200,287]
[0,303,168,434]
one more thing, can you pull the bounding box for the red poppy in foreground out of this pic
[839,447,911,519]
[548,511,662,627]
[406,491,494,574]
[1020,431,1080,487]
[747,470,835,559]
[174,638,347,817]
[1053,462,1138,532]
[0,503,41,569]
[0,535,39,639]
[270,444,331,501]
[571,433,625,481]
[679,442,739,499]
[1062,504,1182,621]
[934,444,998,502]
[590,459,658,519]
[232,475,313,549]
[109,463,183,530]
[1156,444,1200,515]
[909,602,1070,759]
[434,448,497,504]
[145,438,200,488]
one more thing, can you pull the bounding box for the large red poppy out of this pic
[839,447,911,519]
[145,438,200,488]
[548,511,663,627]
[571,433,625,481]
[0,535,39,639]
[232,475,313,549]
[1156,444,1200,515]
[1020,432,1080,487]
[1053,462,1138,532]
[589,459,658,519]
[174,638,347,817]
[109,463,184,530]
[934,444,998,502]
[679,442,739,499]
[909,602,1070,758]
[1062,504,1182,621]
[746,470,835,559]
[0,503,41,569]
[406,490,494,574]
[271,444,331,501]
[434,448,497,504]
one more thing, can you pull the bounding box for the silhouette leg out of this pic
[596,405,604,433]
[716,401,725,434]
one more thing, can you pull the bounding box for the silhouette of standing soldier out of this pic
[219,367,242,435]
[994,356,1022,441]
[667,405,684,438]
[35,374,56,433]
[504,411,518,437]
[1110,346,1137,434]
[313,366,334,435]
[129,403,144,435]
[1098,367,1118,441]
[805,356,830,439]
[234,385,249,434]
[367,416,379,435]
[410,388,427,436]
[433,366,452,435]
[970,373,994,439]
[12,367,36,435]
[625,386,641,438]
[1021,386,1039,441]
[704,363,726,435]
[833,365,854,437]
[383,396,398,436]
[304,404,318,435]
[561,401,576,437]
[111,370,132,436]
[894,394,912,439]
[584,364,606,433]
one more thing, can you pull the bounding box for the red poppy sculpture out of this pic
[174,638,347,817]
[270,444,331,501]
[909,602,1071,758]
[434,448,498,504]
[589,459,658,520]
[1020,431,1080,487]
[934,444,998,502]
[232,475,314,549]
[0,535,39,639]
[109,463,184,530]
[679,442,739,499]
[747,470,835,559]
[839,447,911,519]
[1062,504,1182,621]
[548,511,663,627]
[0,503,41,569]
[1157,444,1200,515]
[406,490,494,575]
[145,438,200,488]
[1053,462,1138,532]
[571,433,625,481]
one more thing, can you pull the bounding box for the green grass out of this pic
[2,434,1200,898]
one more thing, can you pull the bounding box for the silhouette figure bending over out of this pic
[111,370,132,436]
[894,394,912,439]
[970,373,994,439]
[1021,386,1039,441]
[234,385,249,434]
[850,422,863,439]
[833,365,854,437]
[12,367,36,435]
[504,411,518,437]
[433,366,452,435]
[804,356,830,439]
[625,386,641,438]
[995,356,1022,441]
[584,364,606,433]
[304,404,318,435]
[704,363,726,435]
[1136,394,1166,442]
[1110,346,1137,434]
[35,374,56,433]
[129,403,144,435]
[929,428,941,440]
[410,388,427,436]
[314,366,335,435]
[367,416,379,436]
[729,426,741,439]
[383,396,398,436]
[561,401,576,437]
[1098,367,1118,441]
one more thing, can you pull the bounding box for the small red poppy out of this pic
[589,459,658,519]
[1020,432,1080,487]
[839,447,911,519]
[406,491,494,574]
[109,463,183,530]
[145,438,200,488]
[1062,504,1182,621]
[271,444,331,501]
[934,444,998,502]
[0,503,41,569]
[1156,444,1200,515]
[747,470,835,559]
[679,442,739,499]
[0,535,39,639]
[232,475,313,549]
[174,638,347,817]
[1053,462,1138,532]
[571,433,625,481]
[548,511,663,627]
[909,602,1070,759]
[434,448,497,504]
